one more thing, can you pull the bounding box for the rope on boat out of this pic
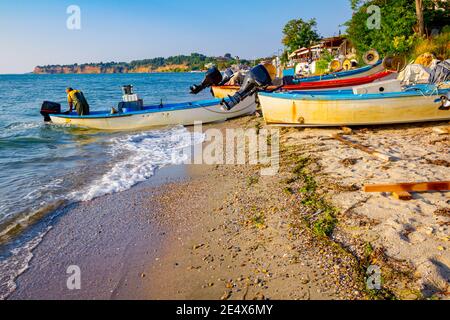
[202,102,256,115]
[404,86,439,97]
[184,97,257,116]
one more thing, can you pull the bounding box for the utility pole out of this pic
[415,0,425,36]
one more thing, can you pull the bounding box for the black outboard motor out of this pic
[190,66,223,94]
[220,68,234,85]
[122,84,134,95]
[40,101,61,122]
[221,64,273,111]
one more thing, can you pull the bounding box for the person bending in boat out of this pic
[66,87,90,116]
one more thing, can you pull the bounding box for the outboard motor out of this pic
[221,64,274,111]
[40,101,61,122]
[118,84,144,112]
[220,68,234,85]
[190,66,223,94]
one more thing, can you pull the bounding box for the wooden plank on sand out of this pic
[433,127,450,135]
[330,134,394,162]
[392,192,413,201]
[364,182,450,193]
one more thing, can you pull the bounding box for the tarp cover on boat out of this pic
[397,64,431,85]
[429,60,450,84]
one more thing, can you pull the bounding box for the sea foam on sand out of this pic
[73,126,205,202]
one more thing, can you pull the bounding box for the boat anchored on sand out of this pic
[258,82,450,127]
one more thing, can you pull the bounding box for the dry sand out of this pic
[147,117,449,300]
[144,117,366,300]
[282,121,450,298]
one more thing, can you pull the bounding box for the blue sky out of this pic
[0,0,352,74]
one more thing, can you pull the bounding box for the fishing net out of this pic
[429,60,450,84]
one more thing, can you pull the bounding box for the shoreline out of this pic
[7,165,189,300]
[5,115,450,300]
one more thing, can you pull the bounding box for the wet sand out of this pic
[8,165,188,300]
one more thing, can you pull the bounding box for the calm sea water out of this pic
[0,73,209,298]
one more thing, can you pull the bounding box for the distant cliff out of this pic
[33,53,251,74]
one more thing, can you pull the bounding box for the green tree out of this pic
[282,18,320,54]
[347,0,449,58]
[346,0,418,56]
[416,0,425,36]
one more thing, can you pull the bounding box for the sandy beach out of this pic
[7,115,450,300]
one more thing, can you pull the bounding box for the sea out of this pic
[0,73,210,299]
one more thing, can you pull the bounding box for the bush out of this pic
[314,50,334,75]
[413,32,450,60]
[347,0,450,60]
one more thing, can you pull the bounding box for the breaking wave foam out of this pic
[0,126,204,300]
[72,126,204,202]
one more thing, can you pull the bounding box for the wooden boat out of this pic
[211,85,241,99]
[48,98,256,130]
[258,84,450,127]
[211,70,393,99]
[283,71,393,90]
[293,61,384,83]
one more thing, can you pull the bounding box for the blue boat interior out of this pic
[54,98,226,119]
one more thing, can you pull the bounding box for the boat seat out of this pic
[352,79,402,95]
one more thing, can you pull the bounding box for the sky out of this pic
[0,0,353,74]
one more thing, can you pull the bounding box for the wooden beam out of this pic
[330,134,394,162]
[392,192,413,201]
[364,182,450,193]
[433,127,450,135]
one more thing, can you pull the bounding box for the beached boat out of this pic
[47,98,256,130]
[211,70,393,99]
[292,60,384,83]
[258,84,450,127]
[283,70,393,90]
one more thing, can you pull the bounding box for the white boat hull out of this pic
[50,98,256,130]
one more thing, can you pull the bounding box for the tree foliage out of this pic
[345,0,417,56]
[36,53,253,73]
[346,0,450,57]
[282,18,321,54]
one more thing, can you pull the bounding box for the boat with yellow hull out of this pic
[211,85,241,99]
[258,85,450,127]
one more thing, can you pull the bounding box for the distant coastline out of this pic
[33,53,252,74]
